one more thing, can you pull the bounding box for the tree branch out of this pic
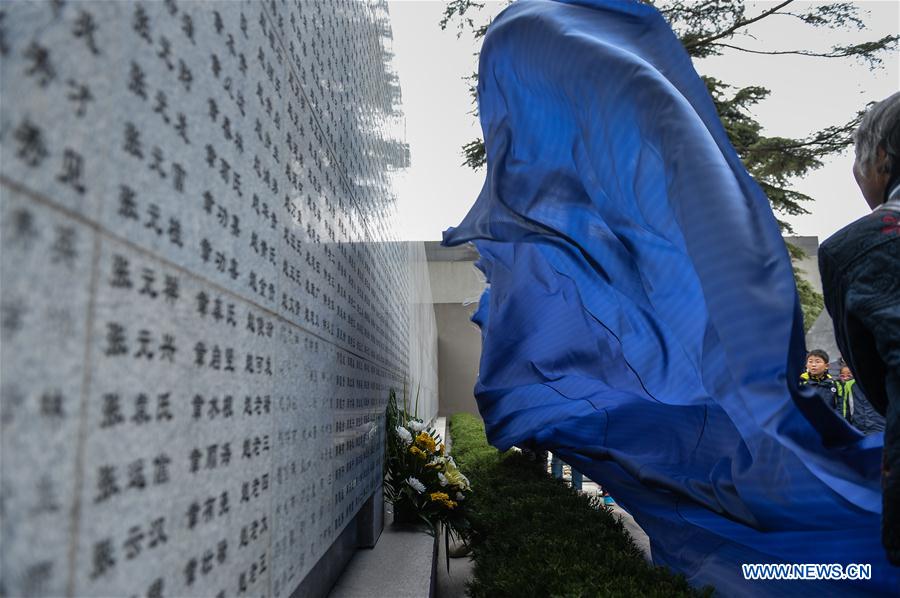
[685,0,795,49]
[710,41,888,60]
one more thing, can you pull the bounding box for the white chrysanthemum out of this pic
[407,419,426,432]
[395,426,413,445]
[456,492,465,501]
[407,476,426,494]
[438,472,448,487]
[446,455,457,467]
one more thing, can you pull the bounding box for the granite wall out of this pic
[0,1,432,596]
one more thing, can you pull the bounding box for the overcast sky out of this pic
[387,0,899,243]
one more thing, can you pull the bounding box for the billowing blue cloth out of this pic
[442,0,899,593]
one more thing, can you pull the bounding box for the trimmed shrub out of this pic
[450,413,709,597]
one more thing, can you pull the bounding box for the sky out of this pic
[386,0,899,243]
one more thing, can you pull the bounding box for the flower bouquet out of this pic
[383,389,471,559]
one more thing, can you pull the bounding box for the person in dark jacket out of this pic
[818,91,900,566]
[800,349,839,411]
[839,365,886,434]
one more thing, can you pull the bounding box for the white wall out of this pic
[406,242,439,423]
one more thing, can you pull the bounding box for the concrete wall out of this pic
[425,242,484,417]
[435,303,482,417]
[786,235,822,294]
[427,261,486,304]
[407,243,439,423]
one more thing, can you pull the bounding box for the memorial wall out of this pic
[0,1,435,596]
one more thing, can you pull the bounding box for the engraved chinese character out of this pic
[50,225,77,267]
[13,119,48,167]
[72,10,99,54]
[148,517,167,547]
[185,558,197,585]
[109,255,132,289]
[134,330,154,359]
[160,334,176,362]
[203,497,215,521]
[186,501,200,528]
[210,53,221,78]
[153,90,170,124]
[132,393,152,423]
[200,239,212,262]
[56,150,86,194]
[163,276,179,303]
[124,122,144,158]
[139,268,158,298]
[105,323,128,356]
[95,466,120,502]
[128,61,147,99]
[24,42,55,87]
[100,393,125,427]
[178,59,193,91]
[145,204,162,234]
[133,5,152,44]
[118,185,139,220]
[39,390,64,418]
[209,345,221,369]
[90,539,116,579]
[189,448,202,473]
[148,579,164,598]
[181,13,195,44]
[66,79,94,117]
[153,453,171,484]
[175,114,189,144]
[157,36,173,70]
[201,550,214,574]
[127,459,146,489]
[149,147,167,178]
[156,392,173,420]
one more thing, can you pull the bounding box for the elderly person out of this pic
[818,91,900,566]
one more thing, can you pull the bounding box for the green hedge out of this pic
[450,413,708,597]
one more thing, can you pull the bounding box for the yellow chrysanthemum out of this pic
[409,446,427,460]
[415,431,436,453]
[428,492,458,509]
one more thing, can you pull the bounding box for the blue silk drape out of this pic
[442,0,898,594]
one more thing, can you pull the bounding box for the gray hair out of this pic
[854,91,900,175]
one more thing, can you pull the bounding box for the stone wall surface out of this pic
[0,1,427,597]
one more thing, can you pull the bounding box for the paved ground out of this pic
[436,534,474,598]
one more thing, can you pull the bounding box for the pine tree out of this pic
[440,0,897,331]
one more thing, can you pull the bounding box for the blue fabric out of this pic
[442,0,899,593]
